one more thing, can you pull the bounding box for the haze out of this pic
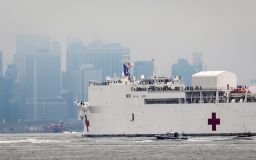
[0,0,256,83]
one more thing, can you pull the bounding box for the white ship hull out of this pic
[77,85,256,136]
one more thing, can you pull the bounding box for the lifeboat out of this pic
[230,88,251,94]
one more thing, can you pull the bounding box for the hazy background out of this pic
[0,0,256,83]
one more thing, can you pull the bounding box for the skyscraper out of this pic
[0,51,3,77]
[171,58,195,86]
[23,48,62,121]
[66,38,85,72]
[0,76,16,122]
[65,38,85,97]
[72,64,102,101]
[192,52,204,73]
[83,41,130,80]
[24,50,61,97]
[4,64,22,122]
[0,77,5,121]
[14,35,50,81]
[36,52,61,97]
[133,60,153,79]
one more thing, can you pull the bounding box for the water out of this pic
[0,133,256,160]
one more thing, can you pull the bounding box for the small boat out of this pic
[43,121,66,133]
[233,132,254,140]
[155,132,188,140]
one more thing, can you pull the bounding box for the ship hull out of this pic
[82,103,256,136]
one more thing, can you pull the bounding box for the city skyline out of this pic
[0,35,255,84]
[0,35,133,123]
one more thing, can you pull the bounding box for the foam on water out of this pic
[1,134,256,160]
[188,136,232,142]
[0,138,70,144]
[132,139,155,143]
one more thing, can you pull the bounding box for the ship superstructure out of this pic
[75,61,256,136]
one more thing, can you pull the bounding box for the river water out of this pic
[0,133,256,160]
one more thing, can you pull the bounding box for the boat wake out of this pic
[188,136,256,142]
[132,139,155,143]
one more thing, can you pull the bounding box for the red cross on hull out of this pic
[208,112,220,131]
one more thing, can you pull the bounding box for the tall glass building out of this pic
[72,64,102,101]
[192,52,204,73]
[83,41,130,80]
[171,58,195,86]
[14,35,50,82]
[0,51,3,77]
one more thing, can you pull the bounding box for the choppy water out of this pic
[0,133,256,160]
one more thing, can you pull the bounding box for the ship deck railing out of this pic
[131,87,185,92]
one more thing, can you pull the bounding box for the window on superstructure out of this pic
[126,94,131,98]
[144,98,184,104]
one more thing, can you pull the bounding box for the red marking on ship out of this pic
[127,63,132,69]
[208,112,220,131]
[84,114,90,132]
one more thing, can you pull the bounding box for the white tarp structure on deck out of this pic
[192,71,237,90]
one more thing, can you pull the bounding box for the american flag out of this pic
[127,63,132,69]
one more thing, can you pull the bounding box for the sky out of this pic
[0,0,256,83]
